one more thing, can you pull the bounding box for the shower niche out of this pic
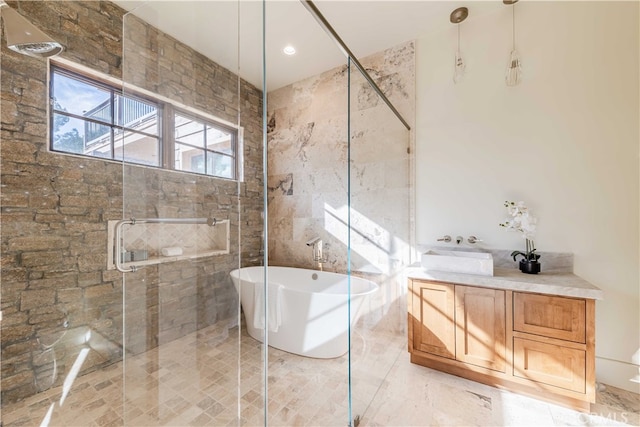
[106,218,230,271]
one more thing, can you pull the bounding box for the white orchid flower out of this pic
[500,200,540,262]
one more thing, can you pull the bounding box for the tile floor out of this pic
[2,321,639,427]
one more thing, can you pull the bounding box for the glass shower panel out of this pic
[121,2,265,425]
[264,1,352,425]
[347,57,412,423]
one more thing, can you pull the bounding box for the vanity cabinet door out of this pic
[513,292,586,343]
[455,286,506,372]
[409,280,455,359]
[513,337,586,393]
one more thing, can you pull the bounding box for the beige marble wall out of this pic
[266,41,415,275]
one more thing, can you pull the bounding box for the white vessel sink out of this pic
[421,250,494,276]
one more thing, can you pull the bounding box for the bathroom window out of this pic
[174,112,236,179]
[49,65,239,180]
[50,67,161,167]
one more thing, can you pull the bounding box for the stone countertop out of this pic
[405,266,604,300]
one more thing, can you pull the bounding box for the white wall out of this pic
[416,1,639,392]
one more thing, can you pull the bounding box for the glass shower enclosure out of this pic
[119,1,411,425]
[2,0,411,426]
[0,0,410,425]
[120,1,264,424]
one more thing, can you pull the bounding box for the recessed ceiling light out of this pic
[283,45,296,56]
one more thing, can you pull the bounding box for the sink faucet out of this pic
[306,236,327,270]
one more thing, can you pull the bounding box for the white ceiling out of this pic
[112,1,505,91]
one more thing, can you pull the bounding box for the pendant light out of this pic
[450,7,468,84]
[504,0,522,86]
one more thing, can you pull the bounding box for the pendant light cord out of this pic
[512,4,516,51]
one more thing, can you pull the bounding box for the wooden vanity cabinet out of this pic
[408,278,596,411]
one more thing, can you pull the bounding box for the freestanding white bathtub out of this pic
[229,266,378,359]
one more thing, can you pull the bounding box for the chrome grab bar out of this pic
[114,217,217,273]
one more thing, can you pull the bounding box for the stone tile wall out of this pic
[0,1,263,403]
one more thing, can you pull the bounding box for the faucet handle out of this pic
[437,235,451,243]
[467,235,483,244]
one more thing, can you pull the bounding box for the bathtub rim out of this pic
[229,265,379,297]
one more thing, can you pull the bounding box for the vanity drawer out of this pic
[513,337,586,393]
[513,292,586,343]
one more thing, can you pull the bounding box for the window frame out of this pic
[50,66,163,167]
[49,64,240,181]
[172,108,238,179]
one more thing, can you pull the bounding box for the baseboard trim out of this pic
[596,357,640,393]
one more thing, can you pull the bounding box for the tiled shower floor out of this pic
[2,322,639,427]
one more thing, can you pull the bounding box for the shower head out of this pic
[0,1,64,58]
